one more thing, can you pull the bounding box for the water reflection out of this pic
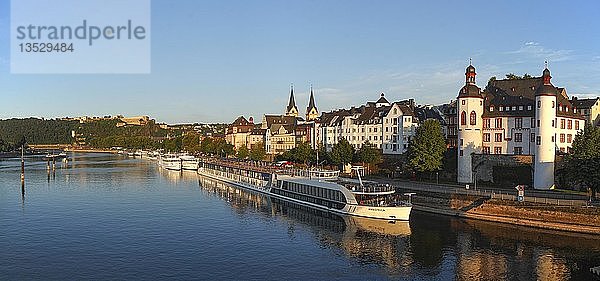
[1,153,598,280]
[198,175,600,280]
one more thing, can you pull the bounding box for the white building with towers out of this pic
[456,63,585,190]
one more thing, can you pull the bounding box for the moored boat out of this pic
[180,155,199,171]
[161,154,182,171]
[197,160,412,221]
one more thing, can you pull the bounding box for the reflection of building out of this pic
[457,64,585,189]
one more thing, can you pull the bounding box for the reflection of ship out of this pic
[198,175,412,272]
[44,152,67,161]
[198,159,412,220]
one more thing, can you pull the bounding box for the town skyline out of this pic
[1,1,600,123]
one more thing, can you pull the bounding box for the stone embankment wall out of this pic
[413,191,600,235]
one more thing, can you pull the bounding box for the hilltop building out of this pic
[456,64,585,190]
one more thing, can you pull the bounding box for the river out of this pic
[1,153,599,280]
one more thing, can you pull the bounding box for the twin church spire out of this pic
[285,84,318,121]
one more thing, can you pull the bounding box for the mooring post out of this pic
[21,146,25,195]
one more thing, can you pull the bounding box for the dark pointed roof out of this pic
[307,87,317,111]
[376,93,389,104]
[286,86,298,112]
[535,68,558,96]
[459,64,482,98]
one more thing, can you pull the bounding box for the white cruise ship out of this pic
[198,160,412,221]
[180,155,199,171]
[160,154,182,171]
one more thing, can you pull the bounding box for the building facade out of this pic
[456,64,585,189]
[319,94,417,154]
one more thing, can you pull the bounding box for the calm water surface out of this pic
[1,153,599,280]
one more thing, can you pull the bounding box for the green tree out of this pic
[505,73,521,80]
[354,141,382,174]
[249,142,266,161]
[294,142,314,165]
[182,133,200,152]
[565,125,600,199]
[236,145,249,159]
[330,138,355,168]
[522,73,533,79]
[407,119,447,179]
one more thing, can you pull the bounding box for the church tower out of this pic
[457,63,484,184]
[534,66,557,190]
[306,85,318,121]
[285,84,299,117]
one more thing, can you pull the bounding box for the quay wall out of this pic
[411,191,600,235]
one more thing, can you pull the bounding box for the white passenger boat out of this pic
[161,154,182,171]
[198,160,412,221]
[180,155,199,171]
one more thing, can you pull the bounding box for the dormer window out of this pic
[499,107,503,111]
[527,105,532,110]
[519,106,523,111]
[512,106,516,111]
[490,106,494,112]
[511,87,516,92]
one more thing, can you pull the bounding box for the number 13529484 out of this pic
[19,43,74,53]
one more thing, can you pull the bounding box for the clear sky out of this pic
[1,0,599,124]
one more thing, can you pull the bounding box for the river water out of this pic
[1,153,599,280]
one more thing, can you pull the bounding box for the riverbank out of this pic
[409,191,600,235]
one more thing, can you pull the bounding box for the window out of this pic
[512,106,517,111]
[567,120,572,130]
[494,147,502,154]
[460,111,467,125]
[531,133,535,142]
[551,136,555,142]
[536,136,541,145]
[567,134,572,143]
[538,101,541,108]
[537,120,541,127]
[575,120,580,130]
[499,107,503,112]
[470,111,477,125]
[483,133,490,142]
[528,105,532,110]
[515,118,523,129]
[552,101,555,108]
[460,139,464,146]
[560,133,565,143]
[490,106,494,112]
[460,150,464,156]
[519,106,523,111]
[483,146,490,154]
[495,118,503,128]
[515,133,522,142]
[514,147,523,155]
[560,119,565,129]
[483,119,491,128]
[531,118,535,128]
[495,133,502,142]
[552,119,555,128]
[462,100,466,105]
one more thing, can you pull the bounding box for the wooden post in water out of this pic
[21,146,25,196]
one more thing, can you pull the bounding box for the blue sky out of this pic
[1,0,599,123]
